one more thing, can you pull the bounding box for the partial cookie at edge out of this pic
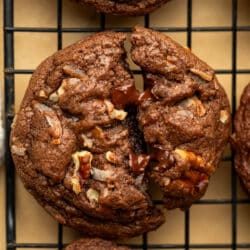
[73,0,171,16]
[231,83,250,195]
[65,238,130,250]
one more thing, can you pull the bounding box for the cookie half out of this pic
[65,238,130,250]
[231,83,250,195]
[10,31,164,239]
[73,0,170,16]
[131,26,231,209]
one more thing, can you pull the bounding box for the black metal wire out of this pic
[231,1,238,250]
[4,0,250,250]
[4,1,16,250]
[4,69,250,75]
[185,2,192,249]
[5,243,250,249]
[4,26,250,32]
[142,12,150,250]
[57,1,64,249]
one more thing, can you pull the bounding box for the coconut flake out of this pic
[86,188,99,204]
[91,167,114,181]
[11,145,26,156]
[176,110,194,119]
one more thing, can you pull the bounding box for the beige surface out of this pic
[1,0,250,249]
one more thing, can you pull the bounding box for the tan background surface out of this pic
[1,0,250,249]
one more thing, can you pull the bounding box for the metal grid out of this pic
[3,0,250,249]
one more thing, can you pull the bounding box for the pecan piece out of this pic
[71,151,93,194]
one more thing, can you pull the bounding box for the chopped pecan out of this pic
[220,110,230,124]
[105,151,117,164]
[174,148,204,168]
[38,90,47,98]
[32,101,62,144]
[190,68,213,82]
[178,96,206,117]
[81,134,93,149]
[71,151,93,194]
[104,100,128,121]
[91,126,104,139]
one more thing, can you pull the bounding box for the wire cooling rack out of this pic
[3,0,250,249]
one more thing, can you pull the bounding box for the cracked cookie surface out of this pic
[11,28,231,237]
[10,31,164,239]
[131,26,231,209]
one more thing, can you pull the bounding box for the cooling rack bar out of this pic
[4,0,250,250]
[4,69,250,75]
[231,1,238,250]
[4,26,250,32]
[7,243,250,249]
[4,0,16,250]
[154,198,250,205]
[184,2,192,249]
[56,1,64,249]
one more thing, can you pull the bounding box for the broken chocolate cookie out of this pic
[231,83,250,195]
[10,31,164,239]
[131,26,231,209]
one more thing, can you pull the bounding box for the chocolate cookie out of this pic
[10,31,164,239]
[231,83,250,195]
[65,238,130,250]
[73,0,170,16]
[131,26,231,209]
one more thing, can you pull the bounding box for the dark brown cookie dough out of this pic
[73,0,170,16]
[231,83,250,195]
[131,26,231,209]
[10,31,164,239]
[65,238,130,250]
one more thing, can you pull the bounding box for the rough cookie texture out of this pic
[74,0,170,16]
[131,26,231,209]
[65,238,130,250]
[10,31,164,239]
[231,83,250,195]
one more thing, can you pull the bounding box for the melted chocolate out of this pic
[184,170,208,192]
[112,84,139,106]
[150,145,174,170]
[129,152,150,175]
[138,88,153,103]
